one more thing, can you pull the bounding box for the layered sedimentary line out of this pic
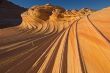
[75,20,88,73]
[1,22,71,73]
[1,2,110,73]
[0,15,110,73]
[87,15,110,43]
[0,18,88,73]
[1,14,110,73]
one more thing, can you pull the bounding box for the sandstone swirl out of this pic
[0,1,110,73]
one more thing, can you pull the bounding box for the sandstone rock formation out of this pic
[0,1,110,73]
[19,4,65,29]
[20,4,94,29]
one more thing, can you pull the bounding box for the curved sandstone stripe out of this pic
[0,6,110,73]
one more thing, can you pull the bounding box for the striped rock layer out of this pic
[0,4,110,73]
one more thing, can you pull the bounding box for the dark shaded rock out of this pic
[0,0,26,29]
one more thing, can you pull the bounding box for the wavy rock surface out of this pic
[0,3,110,73]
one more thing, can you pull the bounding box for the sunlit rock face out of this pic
[0,1,110,73]
[20,4,94,29]
[78,8,94,15]
[20,4,66,29]
[0,0,26,28]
